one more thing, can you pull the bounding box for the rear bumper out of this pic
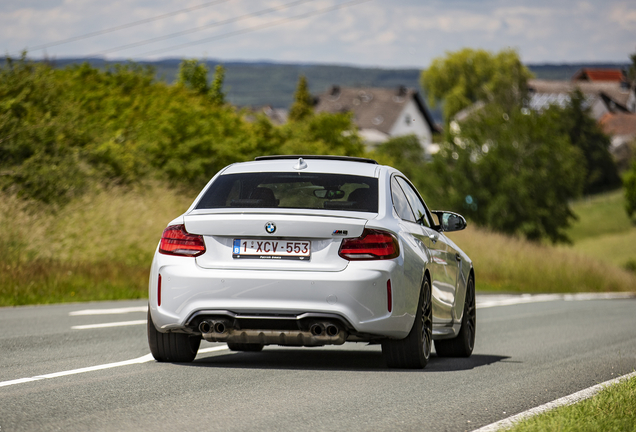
[148,253,417,340]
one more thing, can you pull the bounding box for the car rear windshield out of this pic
[195,172,378,213]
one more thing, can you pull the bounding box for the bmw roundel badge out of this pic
[265,221,276,234]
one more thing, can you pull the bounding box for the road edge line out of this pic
[473,370,636,432]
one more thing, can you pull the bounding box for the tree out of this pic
[421,48,533,122]
[625,162,636,219]
[372,135,443,207]
[0,55,91,205]
[279,111,364,156]
[431,104,585,243]
[288,75,313,122]
[209,65,226,106]
[546,90,621,194]
[177,59,209,95]
[628,51,636,83]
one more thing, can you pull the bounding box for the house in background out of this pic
[314,86,440,155]
[600,112,636,170]
[258,105,288,125]
[527,68,634,121]
[450,67,636,166]
[571,68,627,82]
[526,67,636,163]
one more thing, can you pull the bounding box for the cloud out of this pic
[1,0,633,66]
[609,2,636,30]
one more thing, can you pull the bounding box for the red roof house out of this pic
[572,68,626,82]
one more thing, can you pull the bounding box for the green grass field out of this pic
[562,190,636,269]
[506,376,636,432]
[566,190,632,242]
[1,185,635,306]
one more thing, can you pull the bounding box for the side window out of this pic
[396,177,432,228]
[391,177,416,222]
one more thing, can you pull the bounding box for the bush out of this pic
[624,259,636,273]
[624,162,636,220]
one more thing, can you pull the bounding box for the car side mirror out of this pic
[432,211,467,232]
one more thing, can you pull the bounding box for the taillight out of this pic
[338,229,399,260]
[159,224,206,257]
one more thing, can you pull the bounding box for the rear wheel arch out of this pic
[381,276,432,369]
[147,310,201,363]
[423,269,432,289]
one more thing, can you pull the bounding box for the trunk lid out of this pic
[184,211,368,271]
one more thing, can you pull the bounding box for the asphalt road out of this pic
[1,295,635,432]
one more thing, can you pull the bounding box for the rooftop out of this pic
[572,68,627,82]
[528,79,632,107]
[600,113,636,137]
[314,86,438,134]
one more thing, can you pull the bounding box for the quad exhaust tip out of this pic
[214,321,226,333]
[310,323,340,337]
[310,323,323,336]
[326,324,339,337]
[199,320,228,334]
[199,321,211,333]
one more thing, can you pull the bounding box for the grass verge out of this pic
[506,375,636,432]
[1,258,148,306]
[0,183,193,307]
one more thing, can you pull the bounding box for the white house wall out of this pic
[627,90,636,112]
[590,97,610,121]
[388,99,433,150]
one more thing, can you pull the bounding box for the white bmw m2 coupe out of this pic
[148,155,475,368]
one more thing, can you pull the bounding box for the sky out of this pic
[2,0,635,68]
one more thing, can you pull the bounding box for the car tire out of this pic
[226,343,264,352]
[435,275,476,357]
[381,277,432,369]
[147,311,201,362]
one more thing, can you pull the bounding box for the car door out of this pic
[394,177,457,324]
[390,176,429,297]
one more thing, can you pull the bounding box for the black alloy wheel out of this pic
[435,275,475,357]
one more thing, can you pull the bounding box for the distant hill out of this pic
[48,58,423,108]
[40,58,630,121]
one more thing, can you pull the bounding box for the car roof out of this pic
[221,156,382,177]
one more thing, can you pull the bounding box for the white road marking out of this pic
[476,292,635,309]
[0,345,228,388]
[473,370,636,431]
[69,306,148,316]
[71,320,148,330]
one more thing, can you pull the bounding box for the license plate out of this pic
[232,239,311,260]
